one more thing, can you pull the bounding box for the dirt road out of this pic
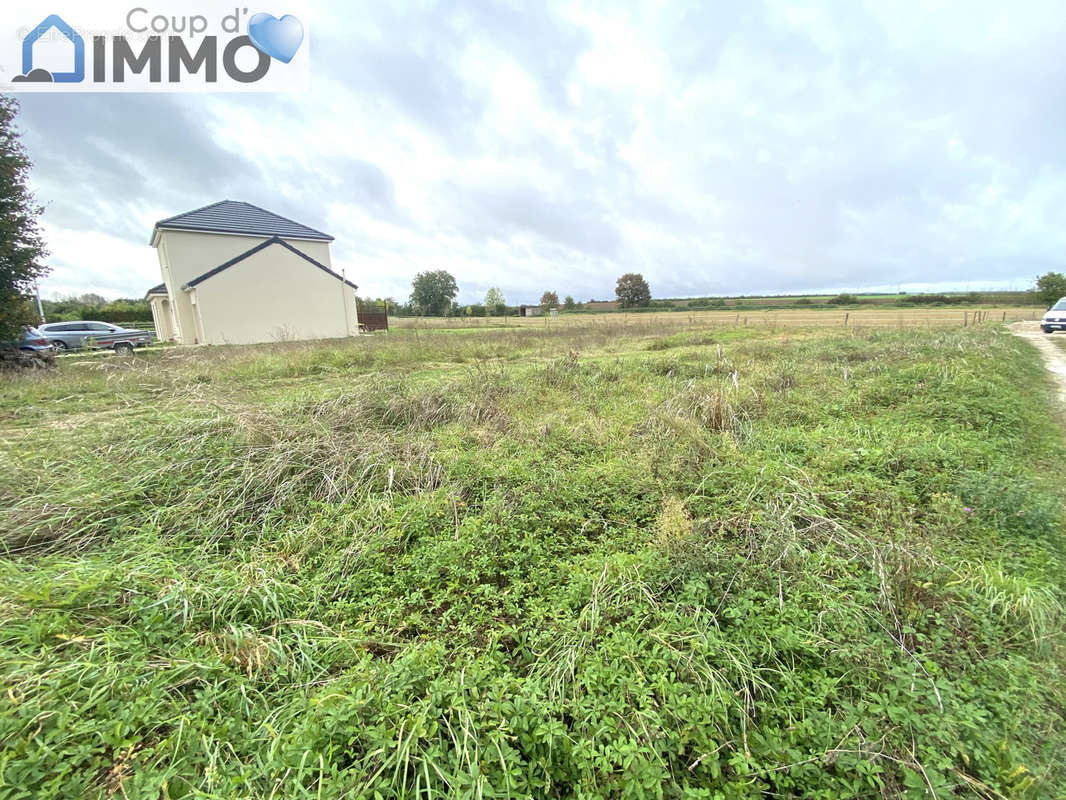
[1010,322,1066,404]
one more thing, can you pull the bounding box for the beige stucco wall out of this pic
[148,296,176,341]
[190,243,358,345]
[153,229,333,344]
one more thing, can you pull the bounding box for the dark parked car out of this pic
[40,321,153,354]
[1041,297,1066,334]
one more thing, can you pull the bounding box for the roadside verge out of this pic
[1010,321,1066,405]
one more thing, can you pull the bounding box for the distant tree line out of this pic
[377,271,654,317]
[364,273,1053,317]
[43,293,150,323]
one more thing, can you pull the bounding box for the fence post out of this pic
[1002,311,1006,322]
[844,312,849,326]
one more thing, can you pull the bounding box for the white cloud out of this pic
[17,0,1066,303]
[41,224,160,299]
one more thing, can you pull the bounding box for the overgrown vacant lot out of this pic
[1,322,1064,798]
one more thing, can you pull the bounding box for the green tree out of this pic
[540,291,559,309]
[484,287,506,315]
[0,97,48,341]
[1035,272,1066,307]
[411,270,458,316]
[615,273,651,308]
[563,295,575,310]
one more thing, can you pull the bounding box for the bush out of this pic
[906,294,951,305]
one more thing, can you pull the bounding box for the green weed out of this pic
[0,323,1063,798]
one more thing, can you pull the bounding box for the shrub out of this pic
[828,293,859,305]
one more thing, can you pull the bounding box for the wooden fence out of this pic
[358,308,389,332]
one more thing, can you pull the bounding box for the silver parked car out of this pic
[1,326,56,364]
[40,321,153,354]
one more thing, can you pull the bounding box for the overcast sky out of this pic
[15,0,1066,304]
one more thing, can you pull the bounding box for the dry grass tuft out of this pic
[649,379,752,438]
[199,625,288,678]
[655,495,695,552]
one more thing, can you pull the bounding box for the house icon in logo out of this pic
[12,14,84,83]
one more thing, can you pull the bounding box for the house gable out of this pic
[182,236,357,291]
[190,238,359,345]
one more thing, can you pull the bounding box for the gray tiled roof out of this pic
[152,200,333,242]
[146,283,167,296]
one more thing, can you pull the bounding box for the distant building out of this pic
[146,200,359,346]
[519,305,543,317]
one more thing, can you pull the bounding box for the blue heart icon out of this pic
[247,13,303,63]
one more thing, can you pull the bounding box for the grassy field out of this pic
[633,292,1040,312]
[393,307,1042,331]
[1,316,1064,798]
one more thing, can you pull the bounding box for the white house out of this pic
[147,200,358,345]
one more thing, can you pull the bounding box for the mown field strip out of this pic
[392,306,1043,329]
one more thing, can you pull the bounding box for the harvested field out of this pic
[392,306,1043,331]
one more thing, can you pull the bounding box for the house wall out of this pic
[191,244,358,345]
[148,296,176,341]
[154,229,333,344]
